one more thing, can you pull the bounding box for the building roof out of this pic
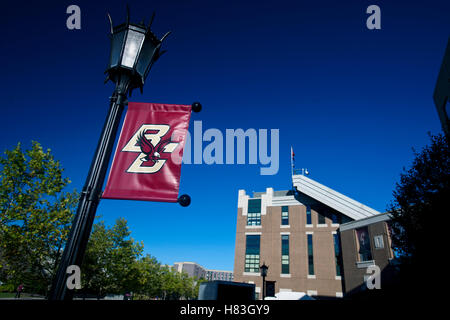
[292,174,380,221]
[253,190,294,198]
[173,262,233,274]
[174,261,201,265]
[339,212,392,231]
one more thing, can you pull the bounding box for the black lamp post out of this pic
[48,9,170,301]
[260,262,268,300]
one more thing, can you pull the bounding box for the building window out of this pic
[306,205,312,225]
[245,235,260,273]
[307,234,314,276]
[281,235,289,274]
[356,227,372,261]
[247,212,261,226]
[281,206,289,225]
[374,235,384,249]
[247,199,261,226]
[333,233,342,277]
[318,212,326,225]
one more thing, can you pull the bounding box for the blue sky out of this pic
[1,0,448,271]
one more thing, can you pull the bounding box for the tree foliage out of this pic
[82,218,201,300]
[0,141,202,299]
[158,266,198,300]
[388,133,449,286]
[82,217,143,296]
[0,142,78,294]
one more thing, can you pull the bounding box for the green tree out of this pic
[80,220,112,297]
[81,217,143,297]
[0,142,78,295]
[134,254,163,299]
[158,266,200,300]
[81,217,200,300]
[388,133,449,292]
[159,266,177,300]
[179,272,196,300]
[193,277,208,300]
[132,256,200,300]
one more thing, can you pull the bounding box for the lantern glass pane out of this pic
[135,37,158,79]
[109,30,126,69]
[121,29,145,68]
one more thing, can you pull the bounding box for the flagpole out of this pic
[291,146,294,190]
[290,146,294,175]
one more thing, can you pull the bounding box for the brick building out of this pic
[233,173,394,299]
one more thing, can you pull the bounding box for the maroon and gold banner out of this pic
[102,102,191,202]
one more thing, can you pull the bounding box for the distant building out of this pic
[173,262,233,281]
[205,269,234,282]
[173,262,206,279]
[233,173,393,299]
[433,37,450,134]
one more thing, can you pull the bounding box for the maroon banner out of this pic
[102,102,191,202]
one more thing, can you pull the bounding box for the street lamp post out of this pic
[48,9,170,300]
[260,262,268,301]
